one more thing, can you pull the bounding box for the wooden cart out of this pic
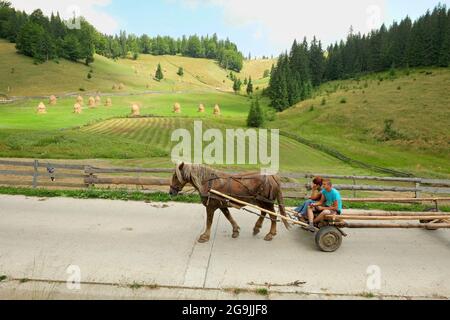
[210,189,450,253]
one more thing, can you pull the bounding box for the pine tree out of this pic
[61,33,81,61]
[233,78,242,94]
[246,77,253,95]
[177,66,184,76]
[155,63,164,81]
[309,37,325,86]
[247,98,264,128]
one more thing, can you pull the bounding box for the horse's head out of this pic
[169,162,188,196]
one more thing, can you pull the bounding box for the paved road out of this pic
[0,195,449,299]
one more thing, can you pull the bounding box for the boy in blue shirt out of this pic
[305,179,343,231]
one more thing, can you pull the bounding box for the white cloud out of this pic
[9,0,119,34]
[179,0,388,51]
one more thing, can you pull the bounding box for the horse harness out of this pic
[201,172,276,207]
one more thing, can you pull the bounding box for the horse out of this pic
[169,163,290,243]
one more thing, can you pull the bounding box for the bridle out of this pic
[170,184,182,194]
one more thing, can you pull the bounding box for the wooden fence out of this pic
[1,159,450,204]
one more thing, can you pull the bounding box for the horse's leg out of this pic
[198,207,215,243]
[221,208,240,239]
[264,204,277,242]
[253,211,266,236]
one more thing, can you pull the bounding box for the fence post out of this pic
[84,165,94,188]
[32,160,39,189]
[415,182,421,199]
[352,177,357,198]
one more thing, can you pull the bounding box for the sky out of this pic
[9,0,450,57]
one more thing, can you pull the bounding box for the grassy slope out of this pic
[239,58,276,89]
[0,39,272,96]
[270,67,450,178]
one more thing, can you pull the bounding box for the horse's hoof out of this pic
[264,233,274,241]
[198,235,210,243]
[232,230,240,239]
[253,228,260,236]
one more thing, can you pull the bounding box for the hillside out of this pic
[239,58,276,89]
[0,40,272,97]
[270,67,450,178]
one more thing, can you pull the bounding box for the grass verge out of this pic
[0,186,448,212]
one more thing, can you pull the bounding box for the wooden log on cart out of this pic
[331,222,450,229]
[328,211,450,216]
[326,215,450,221]
[342,197,450,203]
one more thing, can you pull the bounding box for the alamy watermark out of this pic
[64,5,82,30]
[66,265,81,290]
[366,265,382,291]
[171,121,280,174]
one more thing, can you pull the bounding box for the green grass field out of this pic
[270,67,450,178]
[0,40,448,178]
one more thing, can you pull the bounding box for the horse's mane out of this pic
[178,164,221,191]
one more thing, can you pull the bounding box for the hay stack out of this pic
[105,98,112,107]
[198,104,205,113]
[37,102,47,114]
[95,95,101,106]
[73,103,82,114]
[49,95,57,105]
[173,102,181,113]
[76,95,84,105]
[213,104,221,116]
[131,104,140,116]
[118,83,125,90]
[88,96,96,108]
[112,84,117,90]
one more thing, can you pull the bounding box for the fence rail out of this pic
[1,159,450,203]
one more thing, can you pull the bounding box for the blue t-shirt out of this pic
[321,188,343,213]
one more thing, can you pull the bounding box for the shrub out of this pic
[265,109,276,122]
[381,119,405,141]
[309,105,314,112]
[389,67,396,78]
[247,98,264,128]
[340,97,347,104]
[321,98,326,106]
[155,63,164,81]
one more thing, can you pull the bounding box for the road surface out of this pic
[0,195,449,300]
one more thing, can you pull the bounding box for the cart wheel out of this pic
[315,226,343,252]
[419,220,438,231]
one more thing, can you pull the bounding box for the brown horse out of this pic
[169,163,290,243]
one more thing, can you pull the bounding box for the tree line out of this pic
[0,1,244,71]
[267,4,450,111]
